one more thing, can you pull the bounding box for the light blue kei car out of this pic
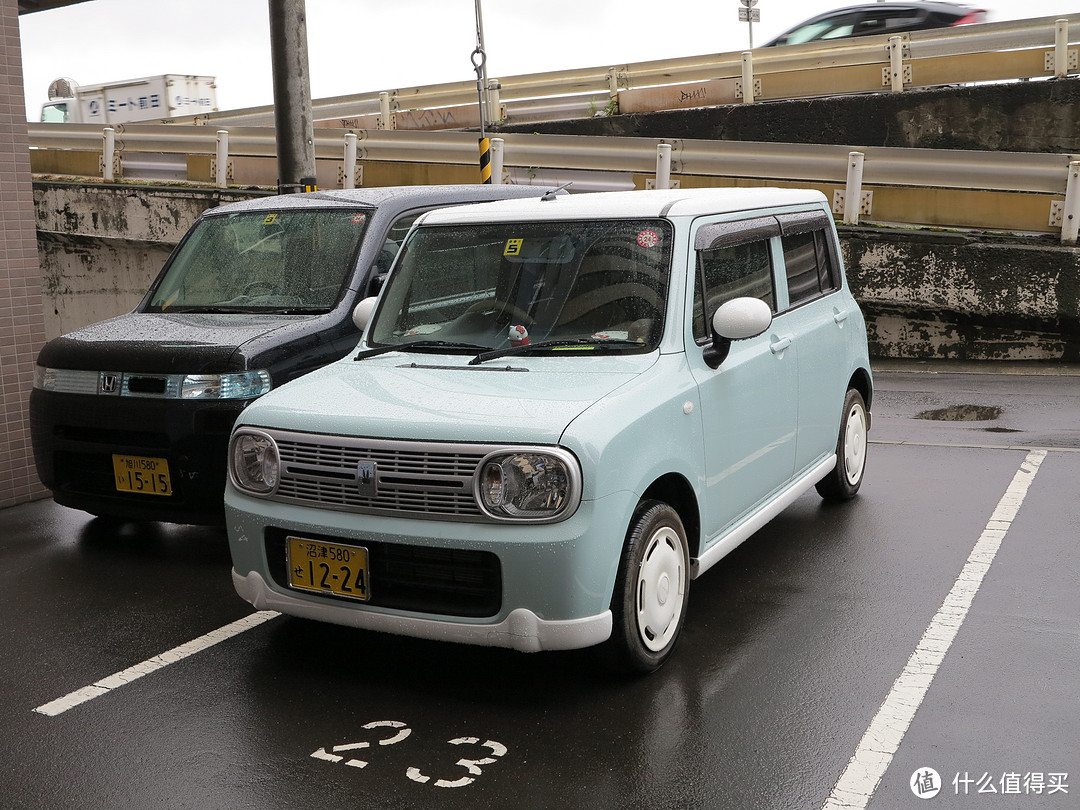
[225,187,873,673]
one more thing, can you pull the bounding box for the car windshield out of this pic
[145,208,372,313]
[367,218,673,354]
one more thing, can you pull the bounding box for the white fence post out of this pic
[1055,19,1070,78]
[888,36,905,92]
[655,143,672,190]
[343,132,358,189]
[741,52,755,104]
[844,151,866,226]
[1062,160,1080,245]
[215,130,229,188]
[378,91,393,130]
[489,137,504,184]
[102,127,115,181]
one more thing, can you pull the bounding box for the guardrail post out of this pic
[844,151,865,226]
[343,132,358,189]
[1055,19,1070,78]
[888,37,905,92]
[102,127,115,181]
[215,130,229,188]
[1061,160,1080,245]
[741,52,755,104]
[655,143,672,190]
[489,137,504,184]
[378,91,394,130]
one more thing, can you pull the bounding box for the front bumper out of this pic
[233,569,612,652]
[226,486,637,652]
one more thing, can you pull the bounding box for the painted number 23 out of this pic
[310,720,507,789]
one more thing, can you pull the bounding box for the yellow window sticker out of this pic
[504,238,524,257]
[263,213,278,225]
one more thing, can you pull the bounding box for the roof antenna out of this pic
[541,181,573,201]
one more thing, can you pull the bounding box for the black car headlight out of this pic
[474,448,581,522]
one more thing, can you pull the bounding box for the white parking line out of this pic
[33,610,280,717]
[822,449,1047,810]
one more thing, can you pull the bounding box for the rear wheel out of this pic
[607,500,689,674]
[816,388,868,501]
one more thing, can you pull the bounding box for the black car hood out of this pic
[36,311,327,374]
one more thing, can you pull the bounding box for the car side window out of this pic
[780,227,839,308]
[693,239,775,343]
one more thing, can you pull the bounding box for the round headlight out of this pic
[474,449,581,522]
[230,430,279,494]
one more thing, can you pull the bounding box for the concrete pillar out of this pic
[0,0,49,507]
[268,0,317,193]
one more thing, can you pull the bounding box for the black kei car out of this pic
[30,184,556,525]
[764,1,986,47]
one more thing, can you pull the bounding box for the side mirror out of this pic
[703,297,773,369]
[352,296,378,332]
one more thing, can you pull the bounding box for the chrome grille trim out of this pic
[265,429,503,521]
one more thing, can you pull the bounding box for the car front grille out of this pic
[268,430,497,520]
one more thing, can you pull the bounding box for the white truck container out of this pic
[40,75,217,124]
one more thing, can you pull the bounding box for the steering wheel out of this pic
[460,297,534,326]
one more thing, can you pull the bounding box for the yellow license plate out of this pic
[287,536,370,601]
[112,454,172,496]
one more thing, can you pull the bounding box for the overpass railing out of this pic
[159,13,1080,130]
[27,123,1080,244]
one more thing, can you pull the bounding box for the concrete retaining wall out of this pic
[33,182,1080,361]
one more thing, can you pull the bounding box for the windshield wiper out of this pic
[469,338,643,365]
[354,339,492,361]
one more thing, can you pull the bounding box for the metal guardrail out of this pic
[25,13,1080,243]
[160,13,1080,128]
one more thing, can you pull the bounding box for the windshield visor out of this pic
[368,219,673,354]
[146,209,372,313]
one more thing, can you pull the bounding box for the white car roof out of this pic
[417,187,829,226]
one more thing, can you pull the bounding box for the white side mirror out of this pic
[712,297,772,341]
[352,296,378,331]
[704,297,772,369]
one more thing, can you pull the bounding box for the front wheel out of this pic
[816,388,868,501]
[606,500,690,674]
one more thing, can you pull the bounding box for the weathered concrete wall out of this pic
[34,182,266,339]
[841,228,1080,362]
[495,77,1080,154]
[32,182,1079,361]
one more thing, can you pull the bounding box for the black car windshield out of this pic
[145,208,372,313]
[367,218,673,354]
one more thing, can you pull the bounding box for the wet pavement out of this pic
[1,364,1078,809]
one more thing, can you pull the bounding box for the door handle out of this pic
[770,336,792,355]
[833,309,849,324]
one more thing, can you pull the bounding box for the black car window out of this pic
[693,239,775,343]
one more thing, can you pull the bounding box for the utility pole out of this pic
[268,0,317,193]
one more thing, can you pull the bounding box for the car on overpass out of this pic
[30,183,560,526]
[764,1,987,47]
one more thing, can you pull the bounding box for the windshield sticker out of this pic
[351,213,366,225]
[263,213,278,225]
[503,238,524,257]
[637,230,660,248]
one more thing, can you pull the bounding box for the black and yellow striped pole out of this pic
[478,136,492,184]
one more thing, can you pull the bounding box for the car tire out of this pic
[816,388,868,501]
[606,500,690,674]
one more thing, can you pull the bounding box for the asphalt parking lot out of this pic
[2,363,1077,810]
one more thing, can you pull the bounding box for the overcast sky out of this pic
[18,0,1080,119]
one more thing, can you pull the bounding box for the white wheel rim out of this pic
[844,402,868,486]
[635,526,686,652]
